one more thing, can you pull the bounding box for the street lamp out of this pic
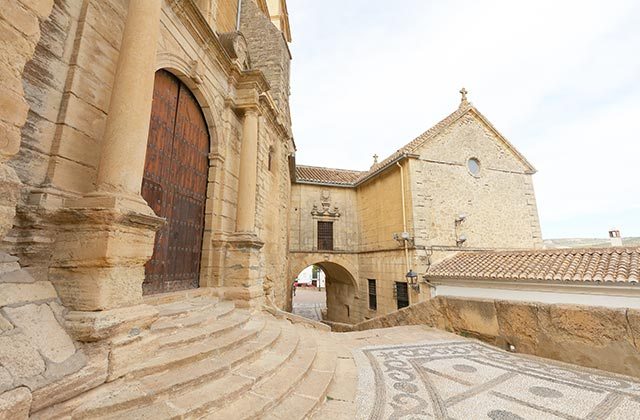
[406,269,419,291]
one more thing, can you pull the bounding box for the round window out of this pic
[467,158,481,176]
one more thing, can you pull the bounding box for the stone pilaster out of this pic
[236,108,260,232]
[48,0,163,341]
[221,106,265,308]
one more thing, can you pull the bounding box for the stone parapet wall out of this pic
[347,296,640,379]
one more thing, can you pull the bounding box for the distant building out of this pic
[426,247,640,309]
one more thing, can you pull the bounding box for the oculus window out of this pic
[467,157,481,176]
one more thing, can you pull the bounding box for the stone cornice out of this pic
[167,0,291,139]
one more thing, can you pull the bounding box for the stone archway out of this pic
[314,261,357,324]
[290,253,360,324]
[141,69,210,295]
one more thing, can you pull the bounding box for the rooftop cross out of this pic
[459,87,468,104]
[373,154,379,165]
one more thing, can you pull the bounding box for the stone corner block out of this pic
[0,386,32,420]
[65,304,159,342]
[3,303,76,364]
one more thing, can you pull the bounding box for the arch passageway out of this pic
[289,253,359,324]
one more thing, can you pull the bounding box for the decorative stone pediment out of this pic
[311,190,340,218]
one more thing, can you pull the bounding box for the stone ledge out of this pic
[65,304,159,342]
[349,296,640,378]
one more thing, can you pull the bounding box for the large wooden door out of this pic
[142,70,210,295]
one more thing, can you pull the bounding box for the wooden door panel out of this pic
[142,70,209,295]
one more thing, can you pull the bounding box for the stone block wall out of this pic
[240,0,291,128]
[409,111,543,250]
[0,0,54,246]
[349,296,640,379]
[289,184,359,252]
[356,167,413,252]
[0,253,93,417]
[3,0,127,277]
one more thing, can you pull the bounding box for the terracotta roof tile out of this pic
[295,165,365,186]
[427,247,640,284]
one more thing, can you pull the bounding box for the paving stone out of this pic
[0,386,32,420]
[0,314,12,332]
[0,269,34,284]
[0,333,45,379]
[4,304,75,363]
[0,367,12,394]
[0,282,57,307]
[0,262,20,276]
[0,253,18,264]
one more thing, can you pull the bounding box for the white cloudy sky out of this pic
[286,0,640,239]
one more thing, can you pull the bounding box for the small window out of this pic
[368,279,377,311]
[395,282,409,309]
[467,158,481,176]
[317,221,333,250]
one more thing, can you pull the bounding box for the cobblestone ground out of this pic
[340,326,640,420]
[291,287,326,321]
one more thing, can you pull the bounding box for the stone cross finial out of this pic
[373,154,379,164]
[460,87,468,104]
[460,88,469,105]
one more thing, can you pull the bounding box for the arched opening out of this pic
[292,265,327,321]
[291,261,357,324]
[141,69,210,295]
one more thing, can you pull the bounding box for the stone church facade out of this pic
[13,0,636,416]
[290,97,543,324]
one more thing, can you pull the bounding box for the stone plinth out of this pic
[219,232,265,308]
[48,203,162,341]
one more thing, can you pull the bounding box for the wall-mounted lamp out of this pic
[406,269,420,291]
[456,234,467,247]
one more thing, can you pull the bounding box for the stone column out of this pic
[83,0,162,214]
[48,0,164,340]
[236,108,259,232]
[222,107,265,308]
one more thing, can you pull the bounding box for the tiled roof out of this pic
[295,101,535,187]
[427,247,640,284]
[295,165,365,186]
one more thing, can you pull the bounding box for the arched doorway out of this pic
[141,70,210,295]
[291,261,357,324]
[292,265,327,321]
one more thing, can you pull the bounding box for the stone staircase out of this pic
[31,294,340,419]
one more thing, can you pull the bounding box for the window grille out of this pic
[317,221,333,250]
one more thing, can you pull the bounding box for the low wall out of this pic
[346,296,640,378]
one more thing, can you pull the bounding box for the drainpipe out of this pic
[236,0,242,31]
[396,162,410,287]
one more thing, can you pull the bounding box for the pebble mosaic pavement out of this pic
[353,340,640,419]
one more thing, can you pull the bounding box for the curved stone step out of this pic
[265,336,338,420]
[129,315,268,379]
[150,300,235,333]
[157,310,250,350]
[71,318,276,418]
[154,296,221,319]
[202,329,320,419]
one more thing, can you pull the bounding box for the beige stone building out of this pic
[290,95,543,323]
[2,0,639,418]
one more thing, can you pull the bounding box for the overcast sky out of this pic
[286,0,640,240]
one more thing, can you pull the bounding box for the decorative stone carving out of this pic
[218,32,251,70]
[189,59,204,84]
[311,190,340,218]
